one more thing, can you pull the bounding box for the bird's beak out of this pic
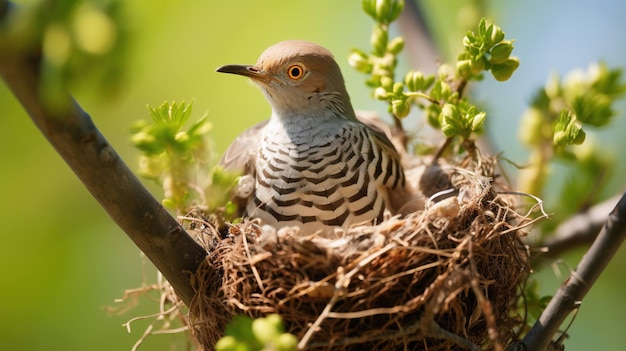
[216,64,274,84]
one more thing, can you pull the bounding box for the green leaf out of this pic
[224,316,258,346]
[571,93,612,127]
[491,57,519,81]
[472,111,486,132]
[590,62,626,97]
[490,41,514,64]
[553,110,585,146]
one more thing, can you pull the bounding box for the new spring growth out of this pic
[458,18,519,82]
[350,0,412,118]
[521,62,626,151]
[216,314,298,351]
[352,3,520,149]
[130,100,211,213]
[361,0,404,25]
[553,110,585,147]
[440,102,486,139]
[518,62,626,198]
[10,0,128,112]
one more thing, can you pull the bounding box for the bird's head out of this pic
[217,40,356,120]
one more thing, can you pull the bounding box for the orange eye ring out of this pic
[287,64,305,80]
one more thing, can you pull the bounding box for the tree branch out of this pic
[0,4,207,305]
[535,194,621,262]
[516,192,626,350]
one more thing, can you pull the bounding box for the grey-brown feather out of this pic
[219,115,418,235]
[217,40,423,236]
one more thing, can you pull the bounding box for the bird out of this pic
[217,40,421,236]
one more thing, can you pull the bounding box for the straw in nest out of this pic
[187,156,531,351]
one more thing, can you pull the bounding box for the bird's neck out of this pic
[266,110,345,143]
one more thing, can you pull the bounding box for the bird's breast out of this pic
[245,120,393,235]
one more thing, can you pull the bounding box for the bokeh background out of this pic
[1,0,625,350]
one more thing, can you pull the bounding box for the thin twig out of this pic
[433,137,454,161]
[536,194,621,261]
[0,3,207,305]
[519,192,626,350]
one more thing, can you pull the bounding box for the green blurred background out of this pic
[1,1,625,350]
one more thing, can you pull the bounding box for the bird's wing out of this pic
[357,113,426,215]
[355,111,406,155]
[219,120,268,176]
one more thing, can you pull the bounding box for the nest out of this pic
[186,155,531,351]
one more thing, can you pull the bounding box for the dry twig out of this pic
[0,0,207,305]
[517,192,626,350]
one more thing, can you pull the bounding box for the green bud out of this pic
[484,21,505,48]
[462,33,473,48]
[367,60,390,81]
[378,53,396,71]
[174,131,189,143]
[490,41,513,64]
[492,26,505,45]
[276,333,298,351]
[570,126,587,146]
[361,0,377,20]
[423,75,435,90]
[441,103,458,119]
[252,317,281,344]
[367,73,383,87]
[215,336,238,351]
[374,86,390,100]
[431,80,452,101]
[375,0,391,23]
[392,82,404,95]
[572,93,612,126]
[387,36,404,55]
[388,0,405,23]
[477,18,487,38]
[265,314,285,333]
[437,63,455,80]
[471,111,486,132]
[553,109,586,146]
[470,56,487,75]
[131,130,156,149]
[371,24,388,56]
[162,198,176,209]
[365,0,404,24]
[404,70,424,91]
[348,50,372,73]
[553,130,567,146]
[456,59,472,79]
[380,75,394,90]
[391,99,410,118]
[440,104,460,137]
[491,57,519,81]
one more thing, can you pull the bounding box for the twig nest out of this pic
[189,157,529,350]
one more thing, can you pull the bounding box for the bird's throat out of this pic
[267,111,343,146]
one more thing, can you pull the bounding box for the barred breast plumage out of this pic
[217,40,419,236]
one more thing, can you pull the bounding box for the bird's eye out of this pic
[287,64,305,80]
